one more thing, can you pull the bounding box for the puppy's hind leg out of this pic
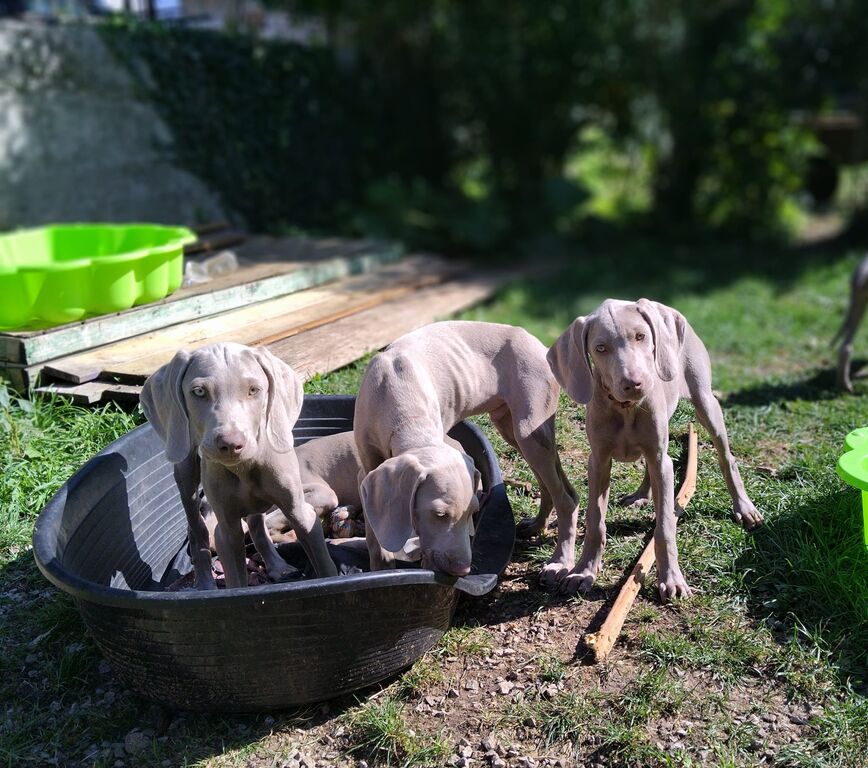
[617,464,652,510]
[688,379,763,530]
[837,288,867,393]
[512,415,580,589]
[493,407,559,539]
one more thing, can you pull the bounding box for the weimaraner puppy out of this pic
[835,254,868,392]
[548,299,763,601]
[355,320,579,582]
[264,430,363,541]
[265,430,473,543]
[141,342,337,589]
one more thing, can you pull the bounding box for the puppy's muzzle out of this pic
[423,551,472,577]
[205,428,247,461]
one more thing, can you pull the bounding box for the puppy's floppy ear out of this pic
[141,350,193,464]
[635,298,683,382]
[250,347,303,453]
[547,316,593,404]
[461,451,482,496]
[360,454,426,553]
[460,452,482,536]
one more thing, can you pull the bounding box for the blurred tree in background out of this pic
[105,0,868,248]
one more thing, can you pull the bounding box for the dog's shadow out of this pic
[722,361,867,407]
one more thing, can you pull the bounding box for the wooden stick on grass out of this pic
[583,423,699,663]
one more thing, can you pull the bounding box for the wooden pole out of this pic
[582,423,699,663]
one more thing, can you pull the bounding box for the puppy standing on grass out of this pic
[835,254,868,393]
[355,320,579,581]
[141,342,337,589]
[548,299,763,601]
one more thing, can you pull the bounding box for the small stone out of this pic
[464,679,480,692]
[458,737,472,748]
[789,714,809,726]
[491,759,506,768]
[447,688,460,698]
[497,681,514,695]
[480,734,499,753]
[761,713,777,723]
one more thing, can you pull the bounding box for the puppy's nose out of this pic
[215,430,246,455]
[622,378,643,393]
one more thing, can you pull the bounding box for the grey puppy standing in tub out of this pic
[355,320,579,582]
[141,342,337,589]
[548,299,763,601]
[834,254,868,393]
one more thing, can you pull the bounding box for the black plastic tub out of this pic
[32,395,514,712]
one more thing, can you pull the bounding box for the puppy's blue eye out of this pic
[636,333,646,341]
[249,386,260,396]
[191,386,206,398]
[595,344,606,353]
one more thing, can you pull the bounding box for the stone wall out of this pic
[0,20,226,231]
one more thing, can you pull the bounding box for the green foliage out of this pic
[102,2,868,245]
[0,383,140,562]
[101,21,368,233]
[344,697,447,767]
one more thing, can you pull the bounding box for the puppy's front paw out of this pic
[732,500,763,530]
[657,565,692,602]
[557,565,598,596]
[539,559,570,589]
[516,515,546,539]
[617,490,651,509]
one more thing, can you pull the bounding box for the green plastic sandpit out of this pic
[0,223,196,330]
[836,427,868,550]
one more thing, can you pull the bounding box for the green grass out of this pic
[1,227,867,765]
[343,697,448,767]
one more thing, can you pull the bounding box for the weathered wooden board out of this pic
[34,380,144,407]
[271,270,511,380]
[40,256,461,385]
[0,238,402,367]
[35,268,513,405]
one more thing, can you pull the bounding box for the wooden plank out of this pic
[0,363,29,391]
[35,381,142,407]
[0,239,403,367]
[270,270,512,380]
[38,267,515,404]
[183,230,246,255]
[40,256,460,385]
[191,221,233,236]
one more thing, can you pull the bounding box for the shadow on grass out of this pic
[503,222,866,330]
[737,486,868,687]
[722,363,868,407]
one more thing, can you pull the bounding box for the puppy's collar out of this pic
[601,382,637,409]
